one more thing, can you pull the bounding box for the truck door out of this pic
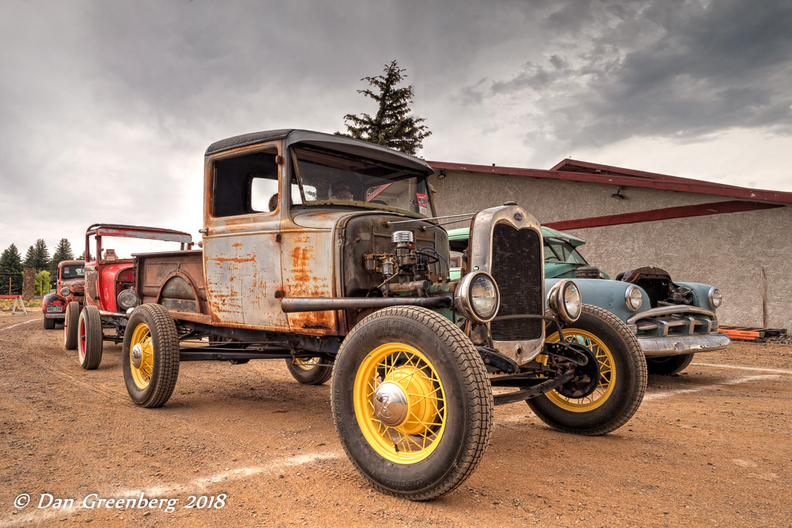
[202,146,290,331]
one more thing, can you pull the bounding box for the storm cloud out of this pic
[1,0,791,253]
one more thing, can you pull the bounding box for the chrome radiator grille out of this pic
[489,224,543,341]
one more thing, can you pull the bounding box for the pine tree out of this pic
[23,239,50,272]
[0,244,24,295]
[50,238,75,278]
[340,60,431,155]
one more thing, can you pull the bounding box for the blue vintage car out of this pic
[448,227,730,375]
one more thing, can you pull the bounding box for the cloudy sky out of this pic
[2,0,791,256]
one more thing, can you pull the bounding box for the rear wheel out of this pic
[44,317,55,330]
[331,306,493,501]
[285,356,333,385]
[77,305,103,370]
[63,302,80,350]
[528,304,647,435]
[122,304,180,408]
[646,353,694,375]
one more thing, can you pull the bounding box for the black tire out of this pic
[63,302,80,350]
[122,304,180,408]
[646,353,695,375]
[331,306,493,501]
[77,305,103,370]
[285,356,333,385]
[44,317,55,330]
[528,304,647,435]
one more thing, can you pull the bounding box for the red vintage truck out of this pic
[63,224,193,370]
[42,260,85,329]
[116,129,646,500]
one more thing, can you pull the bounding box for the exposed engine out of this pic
[616,266,694,308]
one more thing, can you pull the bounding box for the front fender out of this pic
[544,278,650,324]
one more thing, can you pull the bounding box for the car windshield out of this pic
[292,145,432,217]
[61,265,84,279]
[544,238,590,265]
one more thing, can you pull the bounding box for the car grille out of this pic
[489,224,543,341]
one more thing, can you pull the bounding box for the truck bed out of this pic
[134,250,209,321]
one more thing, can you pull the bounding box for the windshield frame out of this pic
[289,144,436,219]
[544,237,590,265]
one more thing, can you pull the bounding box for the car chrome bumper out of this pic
[638,333,732,357]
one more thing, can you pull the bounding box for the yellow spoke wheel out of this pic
[354,343,446,464]
[331,306,492,500]
[545,328,615,412]
[122,304,180,408]
[527,304,646,436]
[129,323,155,389]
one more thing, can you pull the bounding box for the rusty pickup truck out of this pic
[121,129,647,500]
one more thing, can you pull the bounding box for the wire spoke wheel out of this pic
[129,324,155,389]
[545,329,614,412]
[527,304,647,436]
[331,306,492,500]
[122,304,180,408]
[354,343,446,464]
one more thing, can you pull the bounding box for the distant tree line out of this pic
[0,238,75,295]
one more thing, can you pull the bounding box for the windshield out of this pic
[61,265,84,279]
[544,239,590,265]
[292,145,432,217]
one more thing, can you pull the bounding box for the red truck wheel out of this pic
[63,302,80,350]
[77,305,103,370]
[122,304,180,408]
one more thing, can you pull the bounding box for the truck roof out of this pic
[205,129,434,175]
[85,224,193,244]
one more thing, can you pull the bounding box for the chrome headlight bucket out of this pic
[625,284,643,311]
[708,287,723,309]
[117,289,141,311]
[547,280,582,323]
[455,271,500,324]
[60,286,71,297]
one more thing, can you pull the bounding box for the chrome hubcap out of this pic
[131,344,143,369]
[372,382,409,427]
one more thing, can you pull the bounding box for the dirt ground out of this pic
[1,312,790,528]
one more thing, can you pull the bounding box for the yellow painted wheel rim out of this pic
[293,357,319,370]
[129,323,154,390]
[546,329,615,412]
[353,343,446,464]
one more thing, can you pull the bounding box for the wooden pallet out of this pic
[718,326,787,341]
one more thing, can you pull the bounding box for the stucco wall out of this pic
[432,169,792,331]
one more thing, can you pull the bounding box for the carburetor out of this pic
[363,230,431,284]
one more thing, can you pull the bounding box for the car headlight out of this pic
[708,287,722,309]
[455,271,500,323]
[547,280,582,323]
[625,284,643,311]
[60,286,71,297]
[117,289,141,311]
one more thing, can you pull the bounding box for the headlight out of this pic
[708,287,722,309]
[60,286,71,297]
[455,271,500,323]
[117,289,141,311]
[625,284,643,311]
[547,280,582,323]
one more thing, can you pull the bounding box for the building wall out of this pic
[432,169,792,331]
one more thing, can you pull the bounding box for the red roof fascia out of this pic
[544,200,783,231]
[428,159,792,205]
